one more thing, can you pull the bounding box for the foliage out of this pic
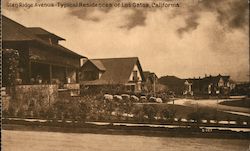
[52,99,90,122]
[187,111,206,123]
[161,108,171,119]
[236,117,243,125]
[230,83,250,96]
[143,104,158,121]
[3,49,19,86]
[78,101,89,122]
[132,106,145,122]
[6,92,249,127]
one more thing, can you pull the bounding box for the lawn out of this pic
[219,98,250,108]
[134,103,250,122]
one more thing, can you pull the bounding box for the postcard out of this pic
[2,0,250,151]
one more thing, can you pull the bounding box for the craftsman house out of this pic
[79,57,145,93]
[2,15,87,117]
[183,74,232,96]
[2,15,85,87]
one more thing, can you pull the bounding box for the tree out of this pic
[3,49,19,87]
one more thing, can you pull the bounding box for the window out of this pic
[132,71,138,81]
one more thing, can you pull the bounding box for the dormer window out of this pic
[132,71,138,81]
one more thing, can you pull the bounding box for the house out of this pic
[183,79,193,96]
[79,57,145,93]
[143,71,158,84]
[143,71,158,92]
[2,15,85,87]
[230,82,249,96]
[2,15,88,117]
[183,74,232,96]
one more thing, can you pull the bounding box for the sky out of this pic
[3,0,249,82]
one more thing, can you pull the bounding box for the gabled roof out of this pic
[2,15,84,58]
[81,57,145,85]
[90,60,106,71]
[2,15,35,41]
[186,74,230,85]
[143,71,158,79]
[27,27,65,40]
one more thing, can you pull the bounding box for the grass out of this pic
[134,103,250,122]
[219,98,250,108]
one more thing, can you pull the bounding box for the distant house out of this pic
[143,71,158,92]
[230,82,249,96]
[79,57,145,93]
[183,80,193,96]
[2,15,85,87]
[143,71,158,84]
[183,74,232,96]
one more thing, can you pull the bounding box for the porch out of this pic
[29,61,78,87]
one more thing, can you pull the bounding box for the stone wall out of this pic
[7,84,58,115]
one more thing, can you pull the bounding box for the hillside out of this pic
[158,75,185,95]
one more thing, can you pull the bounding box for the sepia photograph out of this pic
[1,0,250,150]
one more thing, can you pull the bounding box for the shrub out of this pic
[187,111,205,124]
[16,109,25,118]
[7,106,15,117]
[143,104,157,121]
[212,113,218,123]
[132,106,145,122]
[225,116,231,124]
[38,108,46,119]
[161,108,176,122]
[78,101,89,122]
[205,116,211,124]
[161,108,171,120]
[236,118,243,125]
